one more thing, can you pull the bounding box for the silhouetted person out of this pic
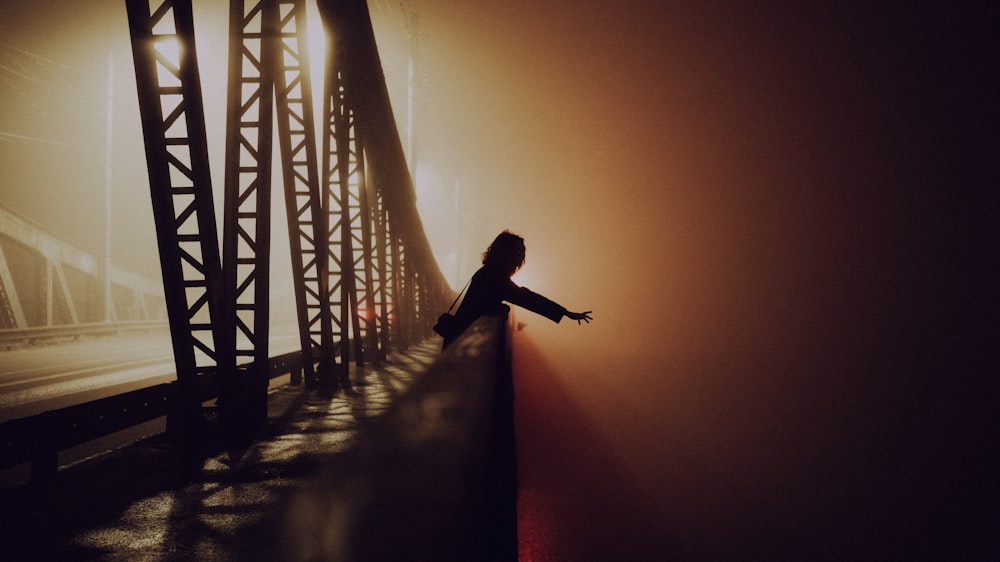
[441,230,592,349]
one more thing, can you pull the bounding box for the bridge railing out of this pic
[282,310,517,561]
[0,320,168,347]
[0,349,302,480]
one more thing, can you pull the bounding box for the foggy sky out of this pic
[1,0,995,558]
[411,2,995,558]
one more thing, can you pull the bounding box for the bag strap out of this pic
[448,277,472,312]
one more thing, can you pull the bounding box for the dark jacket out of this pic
[443,263,566,348]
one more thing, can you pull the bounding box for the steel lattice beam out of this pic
[220,0,279,426]
[271,0,336,389]
[318,0,451,359]
[346,124,379,366]
[125,0,226,435]
[368,174,393,359]
[322,62,360,391]
[222,0,340,410]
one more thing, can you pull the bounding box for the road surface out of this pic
[0,329,300,423]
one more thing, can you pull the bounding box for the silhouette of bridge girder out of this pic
[318,0,445,355]
[124,0,450,437]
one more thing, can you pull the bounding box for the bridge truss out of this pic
[0,205,165,331]
[124,0,450,435]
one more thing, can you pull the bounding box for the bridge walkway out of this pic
[0,322,514,561]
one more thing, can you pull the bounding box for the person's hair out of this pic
[482,230,526,276]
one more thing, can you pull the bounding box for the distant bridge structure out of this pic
[0,203,165,332]
[124,0,450,436]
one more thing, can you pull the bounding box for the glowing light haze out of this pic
[0,1,994,559]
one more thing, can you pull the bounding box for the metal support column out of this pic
[220,0,279,431]
[271,0,336,389]
[322,61,358,391]
[369,180,393,360]
[317,0,451,357]
[125,0,226,438]
[347,127,379,367]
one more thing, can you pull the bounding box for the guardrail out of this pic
[0,350,303,479]
[299,310,518,561]
[0,320,168,347]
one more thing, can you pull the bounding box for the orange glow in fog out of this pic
[516,487,559,562]
[509,267,538,290]
[512,332,668,561]
[1,1,987,558]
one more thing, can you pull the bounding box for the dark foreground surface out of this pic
[0,340,468,561]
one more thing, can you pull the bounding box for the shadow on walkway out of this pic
[0,341,439,561]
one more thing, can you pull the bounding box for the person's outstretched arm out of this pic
[506,284,592,325]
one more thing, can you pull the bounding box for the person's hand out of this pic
[566,310,592,325]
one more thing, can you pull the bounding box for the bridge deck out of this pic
[0,337,497,560]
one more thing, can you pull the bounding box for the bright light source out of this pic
[511,267,539,289]
[152,36,183,86]
[305,0,328,103]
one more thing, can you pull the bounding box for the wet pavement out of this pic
[0,340,442,561]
